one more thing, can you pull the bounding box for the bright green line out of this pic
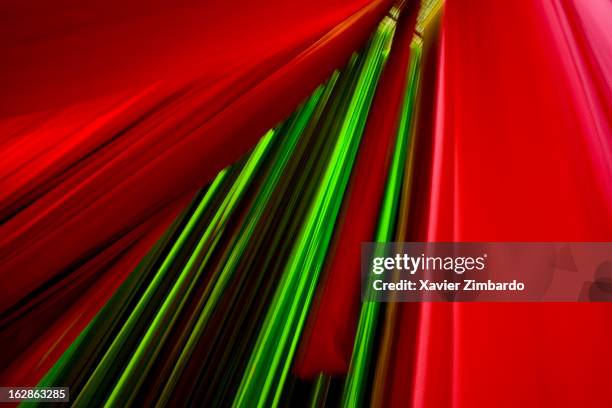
[341,37,422,408]
[154,83,333,407]
[73,168,230,407]
[232,17,396,408]
[102,131,276,407]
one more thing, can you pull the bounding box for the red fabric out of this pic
[0,0,394,386]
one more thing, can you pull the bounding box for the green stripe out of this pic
[233,18,396,408]
[341,36,422,408]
